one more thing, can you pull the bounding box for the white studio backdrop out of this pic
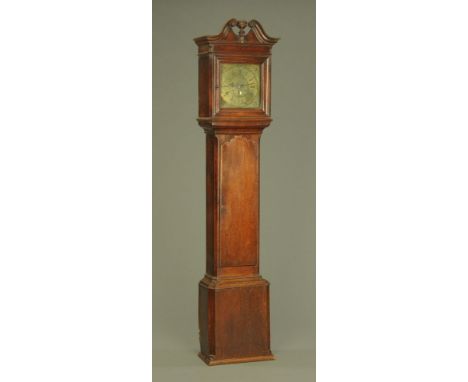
[0,1,152,382]
[317,1,468,381]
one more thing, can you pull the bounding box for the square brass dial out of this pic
[220,64,261,109]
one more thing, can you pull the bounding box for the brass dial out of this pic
[220,64,260,108]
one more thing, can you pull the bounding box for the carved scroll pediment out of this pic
[194,19,279,46]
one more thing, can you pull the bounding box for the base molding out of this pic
[199,274,269,289]
[198,352,275,366]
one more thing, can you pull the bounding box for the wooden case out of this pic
[194,19,278,366]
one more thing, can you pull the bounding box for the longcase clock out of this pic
[194,19,279,366]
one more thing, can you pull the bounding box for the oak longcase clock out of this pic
[194,19,279,366]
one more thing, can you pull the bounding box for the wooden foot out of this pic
[198,351,275,366]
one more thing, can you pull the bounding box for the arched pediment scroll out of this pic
[194,18,279,46]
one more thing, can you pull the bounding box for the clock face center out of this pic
[220,63,260,108]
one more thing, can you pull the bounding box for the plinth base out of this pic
[198,275,273,366]
[198,351,275,366]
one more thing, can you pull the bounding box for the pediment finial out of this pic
[228,19,249,42]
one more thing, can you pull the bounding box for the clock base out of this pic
[198,276,273,366]
[198,351,275,366]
